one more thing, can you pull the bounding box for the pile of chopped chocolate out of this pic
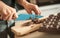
[41,13,60,29]
[23,13,60,33]
[38,13,60,34]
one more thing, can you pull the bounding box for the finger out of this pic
[2,9,8,16]
[32,5,41,15]
[25,8,32,14]
[3,9,11,20]
[7,13,14,21]
[9,8,18,19]
[6,8,15,20]
[38,9,41,15]
[12,13,18,19]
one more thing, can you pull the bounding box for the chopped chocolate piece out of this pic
[57,13,60,19]
[46,18,49,21]
[52,22,55,24]
[50,25,53,28]
[23,22,33,26]
[47,17,51,21]
[53,23,57,28]
[43,21,46,24]
[56,17,60,20]
[54,16,57,19]
[59,19,60,22]
[56,25,60,29]
[45,21,49,24]
[53,19,56,22]
[32,18,38,22]
[38,13,60,33]
[49,14,54,18]
[54,21,58,24]
[43,18,50,24]
[46,24,49,28]
[50,19,53,22]
[58,22,60,25]
[57,13,60,16]
[52,16,55,19]
[32,18,41,24]
[48,22,51,25]
[43,23,48,27]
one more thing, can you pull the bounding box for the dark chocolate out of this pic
[49,14,54,18]
[32,18,41,24]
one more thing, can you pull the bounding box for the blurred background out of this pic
[16,0,60,10]
[16,0,60,20]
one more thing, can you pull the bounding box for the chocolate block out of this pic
[41,13,60,30]
[57,13,60,16]
[49,14,54,18]
[32,18,40,24]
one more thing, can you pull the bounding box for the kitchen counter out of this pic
[15,31,60,38]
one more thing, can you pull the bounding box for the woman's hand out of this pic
[23,3,41,15]
[17,0,41,15]
[0,1,18,21]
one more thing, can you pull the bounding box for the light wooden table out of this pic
[15,31,60,38]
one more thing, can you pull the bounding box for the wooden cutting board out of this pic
[11,17,47,36]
